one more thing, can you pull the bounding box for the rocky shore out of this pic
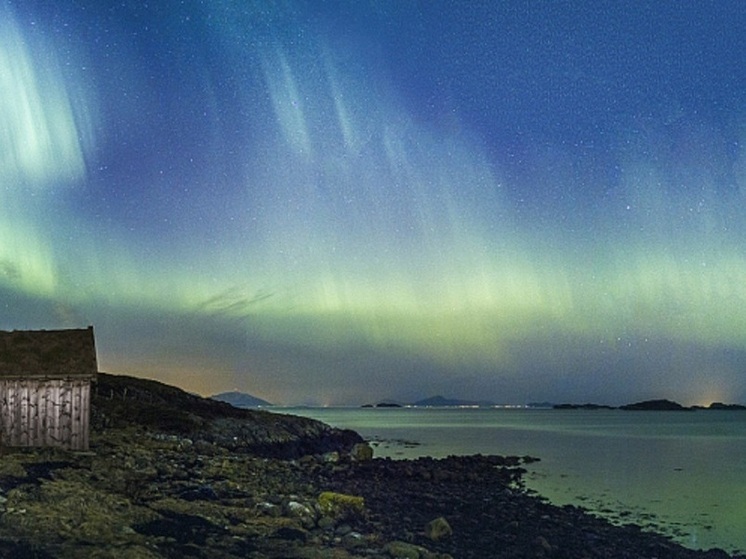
[0,373,742,559]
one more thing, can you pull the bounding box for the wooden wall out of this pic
[0,378,91,450]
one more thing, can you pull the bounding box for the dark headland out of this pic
[0,373,742,559]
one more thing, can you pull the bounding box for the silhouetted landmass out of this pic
[365,395,496,407]
[554,403,616,410]
[526,401,555,408]
[367,396,746,411]
[413,395,496,407]
[706,402,746,410]
[619,399,692,411]
[211,390,273,408]
[554,399,746,411]
[362,401,404,408]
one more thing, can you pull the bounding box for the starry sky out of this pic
[2,0,746,405]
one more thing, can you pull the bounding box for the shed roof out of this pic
[0,327,97,378]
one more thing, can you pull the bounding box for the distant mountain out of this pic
[211,390,272,408]
[413,395,495,407]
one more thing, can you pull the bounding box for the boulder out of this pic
[285,500,317,528]
[425,516,452,541]
[322,451,340,463]
[341,531,366,549]
[350,442,373,461]
[257,502,281,517]
[385,541,424,559]
[317,492,365,522]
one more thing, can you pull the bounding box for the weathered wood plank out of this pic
[0,328,97,450]
[0,378,93,450]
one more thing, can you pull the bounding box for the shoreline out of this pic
[0,431,743,558]
[280,406,746,555]
[355,436,742,557]
[0,373,738,558]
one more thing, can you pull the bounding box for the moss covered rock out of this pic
[317,492,365,522]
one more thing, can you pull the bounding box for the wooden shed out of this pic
[0,327,97,450]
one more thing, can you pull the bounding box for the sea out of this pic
[271,406,746,555]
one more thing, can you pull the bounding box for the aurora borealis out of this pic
[2,1,746,405]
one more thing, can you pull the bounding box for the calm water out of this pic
[273,407,746,554]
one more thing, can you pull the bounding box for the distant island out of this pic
[413,395,497,407]
[211,390,273,408]
[361,402,403,408]
[361,396,746,411]
[525,401,555,409]
[554,399,746,411]
[363,395,497,408]
[619,399,691,411]
[361,395,497,408]
[554,403,615,410]
[701,402,746,411]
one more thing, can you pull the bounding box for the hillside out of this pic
[91,372,361,458]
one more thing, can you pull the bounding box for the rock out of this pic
[424,516,452,541]
[0,457,27,479]
[273,526,309,542]
[4,478,158,545]
[533,535,553,556]
[279,547,357,559]
[334,523,353,536]
[316,515,336,531]
[257,502,282,517]
[341,531,366,549]
[179,484,218,501]
[286,500,317,528]
[287,500,313,515]
[350,442,373,461]
[323,451,340,463]
[385,541,425,559]
[317,492,365,522]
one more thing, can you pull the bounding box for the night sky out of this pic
[2,1,746,405]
